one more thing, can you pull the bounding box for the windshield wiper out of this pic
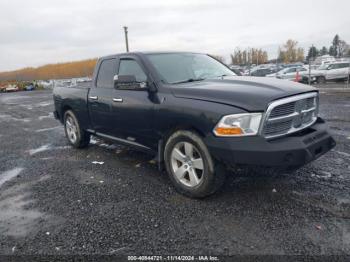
[216,74,230,79]
[172,78,205,84]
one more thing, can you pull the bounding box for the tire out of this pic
[317,76,326,84]
[164,130,226,198]
[63,110,90,148]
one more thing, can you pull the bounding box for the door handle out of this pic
[113,98,123,103]
[89,96,98,100]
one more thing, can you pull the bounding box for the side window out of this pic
[118,59,147,82]
[332,64,339,69]
[96,59,117,88]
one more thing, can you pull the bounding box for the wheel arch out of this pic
[60,104,73,123]
[157,125,207,171]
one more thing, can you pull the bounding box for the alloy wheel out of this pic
[65,116,78,144]
[170,141,204,187]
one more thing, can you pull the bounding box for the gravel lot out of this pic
[0,88,349,256]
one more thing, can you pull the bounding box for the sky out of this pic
[0,0,349,71]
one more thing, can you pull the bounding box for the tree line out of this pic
[230,39,304,65]
[0,59,97,82]
[231,34,349,65]
[230,48,268,65]
[306,34,350,60]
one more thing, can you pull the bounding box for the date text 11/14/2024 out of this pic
[127,255,219,261]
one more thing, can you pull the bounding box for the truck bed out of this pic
[53,82,91,128]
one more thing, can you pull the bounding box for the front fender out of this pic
[154,95,249,138]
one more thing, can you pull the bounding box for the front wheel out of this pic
[64,110,90,148]
[164,130,226,198]
[317,76,326,84]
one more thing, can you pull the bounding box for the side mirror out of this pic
[113,75,148,90]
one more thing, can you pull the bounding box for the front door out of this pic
[110,56,156,148]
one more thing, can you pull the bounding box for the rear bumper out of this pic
[205,118,336,169]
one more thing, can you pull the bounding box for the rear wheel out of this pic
[164,130,226,198]
[64,110,90,148]
[317,76,326,84]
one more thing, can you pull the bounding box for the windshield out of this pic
[146,53,236,84]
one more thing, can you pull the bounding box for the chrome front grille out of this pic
[269,102,295,118]
[261,92,318,139]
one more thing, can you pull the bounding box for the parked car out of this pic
[302,62,350,84]
[25,84,35,91]
[53,52,335,198]
[266,68,287,78]
[229,65,243,76]
[276,67,308,81]
[282,63,304,68]
[5,85,19,92]
[265,66,285,78]
[250,68,275,77]
[231,68,242,76]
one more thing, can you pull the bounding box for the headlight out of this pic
[213,113,262,137]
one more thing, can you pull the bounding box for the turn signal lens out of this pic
[213,113,262,137]
[214,127,243,135]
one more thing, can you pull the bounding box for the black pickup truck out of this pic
[53,52,335,198]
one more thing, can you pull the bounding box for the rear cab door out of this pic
[88,57,117,134]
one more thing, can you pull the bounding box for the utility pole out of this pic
[308,44,313,85]
[347,58,350,88]
[248,48,251,76]
[123,26,129,52]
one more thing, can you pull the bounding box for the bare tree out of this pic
[279,39,304,63]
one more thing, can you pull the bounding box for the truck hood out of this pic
[171,76,317,112]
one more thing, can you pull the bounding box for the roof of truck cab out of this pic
[98,51,203,60]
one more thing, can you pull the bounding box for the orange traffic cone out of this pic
[294,70,300,82]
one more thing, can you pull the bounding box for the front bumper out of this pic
[301,75,318,83]
[205,118,336,169]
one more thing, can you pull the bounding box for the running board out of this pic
[87,129,154,153]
